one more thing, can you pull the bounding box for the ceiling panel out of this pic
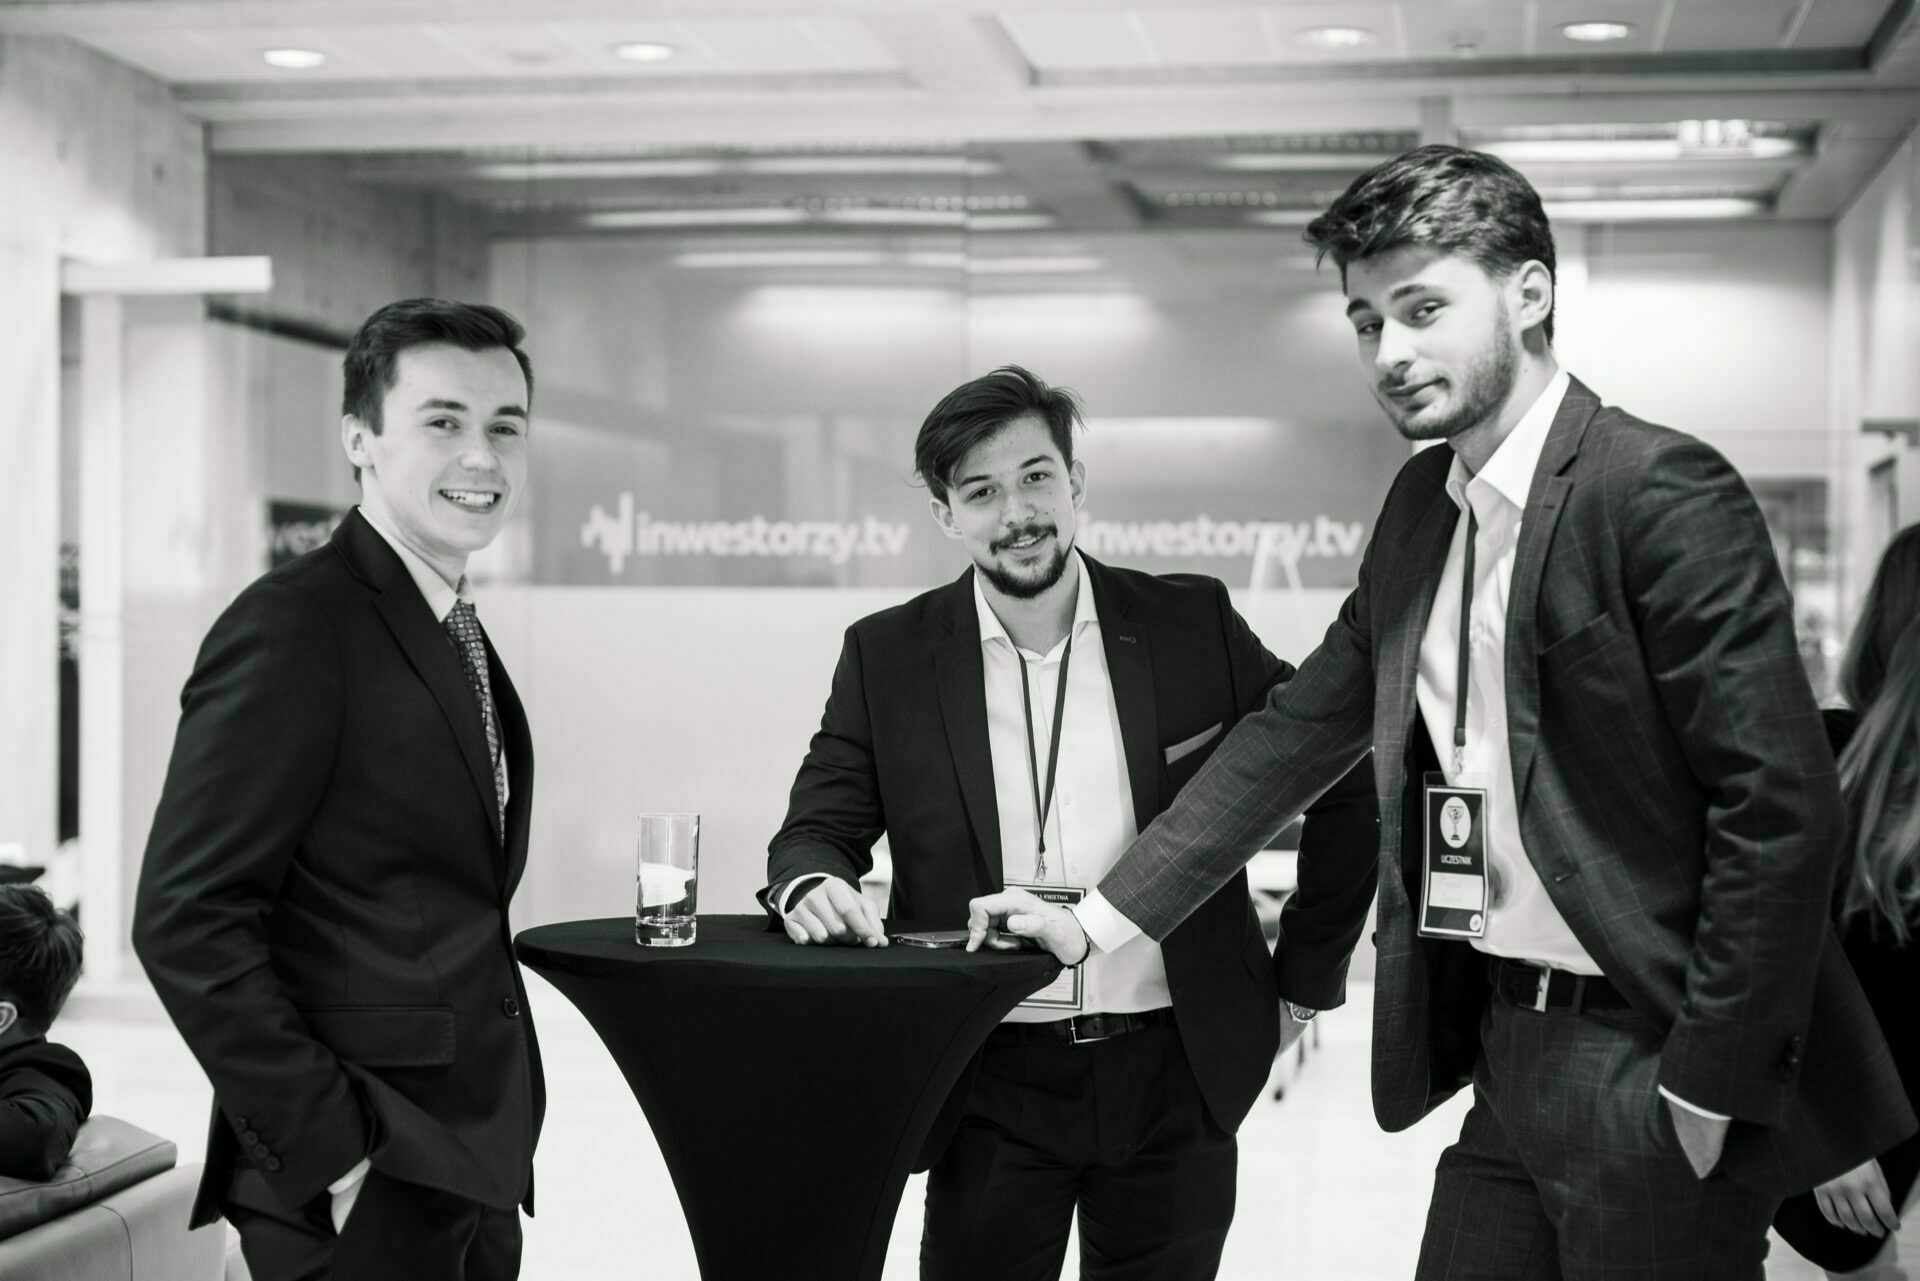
[1398,3,1531,60]
[1129,8,1277,67]
[71,15,902,83]
[996,12,1162,70]
[1661,1,1816,55]
[1792,0,1899,49]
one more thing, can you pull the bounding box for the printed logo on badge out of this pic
[1420,773,1489,940]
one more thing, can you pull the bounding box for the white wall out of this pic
[0,36,204,881]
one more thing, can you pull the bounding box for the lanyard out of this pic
[1017,636,1073,881]
[1453,510,1477,777]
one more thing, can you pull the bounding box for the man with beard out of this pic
[970,147,1917,1279]
[761,365,1376,1280]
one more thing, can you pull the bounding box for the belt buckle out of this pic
[1530,966,1551,1013]
[1068,1017,1109,1045]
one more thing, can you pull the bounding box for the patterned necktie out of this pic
[444,600,506,839]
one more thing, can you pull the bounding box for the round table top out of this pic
[516,915,1062,988]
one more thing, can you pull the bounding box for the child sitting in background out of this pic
[0,884,90,1180]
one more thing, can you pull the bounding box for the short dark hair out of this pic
[342,299,535,483]
[1304,144,1558,343]
[914,365,1084,503]
[0,886,84,1035]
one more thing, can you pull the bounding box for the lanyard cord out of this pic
[1018,636,1073,882]
[1454,511,1477,778]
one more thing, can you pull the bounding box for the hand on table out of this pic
[1663,1100,1730,1180]
[1815,1158,1901,1237]
[965,889,1088,964]
[784,879,888,948]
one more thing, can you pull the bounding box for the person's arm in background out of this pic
[0,1044,91,1181]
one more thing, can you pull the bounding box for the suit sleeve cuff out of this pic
[776,874,832,917]
[327,1157,371,1196]
[1072,892,1141,956]
[1657,1087,1731,1122]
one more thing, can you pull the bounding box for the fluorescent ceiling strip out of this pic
[469,156,996,181]
[1481,138,1800,163]
[967,256,1106,274]
[1541,198,1767,221]
[1215,153,1405,171]
[585,208,810,228]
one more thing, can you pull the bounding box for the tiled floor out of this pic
[63,974,1836,1280]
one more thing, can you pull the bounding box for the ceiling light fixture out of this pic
[1541,198,1766,222]
[1560,21,1635,43]
[612,42,676,63]
[1295,26,1377,50]
[1482,137,1803,164]
[262,48,327,70]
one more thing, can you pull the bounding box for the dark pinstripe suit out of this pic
[1097,379,1917,1274]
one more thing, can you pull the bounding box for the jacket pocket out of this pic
[1164,722,1225,766]
[299,1005,457,1068]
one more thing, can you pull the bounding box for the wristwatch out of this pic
[1286,1002,1318,1023]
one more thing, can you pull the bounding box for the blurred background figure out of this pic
[1777,522,1920,1279]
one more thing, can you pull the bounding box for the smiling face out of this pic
[342,343,529,582]
[930,414,1084,600]
[1344,245,1533,446]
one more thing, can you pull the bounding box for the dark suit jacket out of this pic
[132,509,544,1226]
[1099,378,1918,1198]
[0,1037,91,1181]
[765,555,1378,1140]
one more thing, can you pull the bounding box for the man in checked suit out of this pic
[974,146,1918,1278]
[763,366,1376,1280]
[133,299,542,1281]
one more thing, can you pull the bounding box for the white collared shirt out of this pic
[356,505,509,810]
[974,551,1168,1022]
[1413,368,1594,975]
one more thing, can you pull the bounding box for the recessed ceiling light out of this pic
[1295,26,1376,51]
[261,48,327,70]
[612,42,676,63]
[1561,21,1635,43]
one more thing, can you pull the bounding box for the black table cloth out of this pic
[515,914,1060,1281]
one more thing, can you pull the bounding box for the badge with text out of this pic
[1004,881,1086,1011]
[1419,773,1488,939]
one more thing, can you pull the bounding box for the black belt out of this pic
[1490,957,1630,1014]
[989,1007,1175,1046]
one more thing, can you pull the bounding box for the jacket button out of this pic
[502,996,521,1017]
[252,1143,270,1159]
[242,1129,260,1145]
[233,1115,250,1128]
[264,1157,283,1173]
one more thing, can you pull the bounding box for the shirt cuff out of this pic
[1657,1086,1731,1122]
[1072,891,1142,956]
[327,1157,371,1196]
[776,874,831,918]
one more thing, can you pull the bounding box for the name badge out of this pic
[1004,881,1085,1011]
[1419,772,1488,939]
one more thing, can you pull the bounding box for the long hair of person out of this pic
[1837,611,1920,944]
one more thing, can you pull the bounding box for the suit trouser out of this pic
[1417,993,1775,1281]
[920,1021,1237,1281]
[224,1167,522,1281]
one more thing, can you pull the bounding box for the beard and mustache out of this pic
[979,522,1072,599]
[1374,299,1521,444]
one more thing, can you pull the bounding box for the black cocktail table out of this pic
[515,915,1059,1281]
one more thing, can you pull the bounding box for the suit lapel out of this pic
[1377,479,1461,775]
[336,512,505,847]
[1505,378,1600,804]
[931,571,1004,890]
[1085,557,1160,831]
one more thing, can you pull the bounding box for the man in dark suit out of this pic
[973,147,1919,1279]
[133,299,543,1281]
[764,365,1376,1280]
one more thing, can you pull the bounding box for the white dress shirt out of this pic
[1415,368,1593,974]
[974,552,1169,1022]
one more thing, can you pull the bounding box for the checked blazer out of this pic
[766,555,1378,1145]
[1099,377,1917,1198]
